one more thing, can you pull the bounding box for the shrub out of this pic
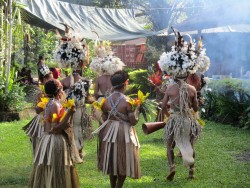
[125,69,152,95]
[0,70,26,112]
[202,79,250,128]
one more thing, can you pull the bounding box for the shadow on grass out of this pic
[141,137,164,144]
[0,166,31,187]
[0,176,28,187]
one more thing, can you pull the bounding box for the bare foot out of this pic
[176,151,182,158]
[188,168,194,180]
[166,166,175,181]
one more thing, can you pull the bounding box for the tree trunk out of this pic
[5,0,12,94]
[23,34,29,65]
[0,6,3,76]
[4,4,8,77]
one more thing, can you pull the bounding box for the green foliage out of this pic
[126,69,150,95]
[0,67,25,112]
[240,106,250,129]
[82,66,96,80]
[144,43,164,67]
[32,27,57,62]
[24,27,58,73]
[46,61,60,69]
[202,79,250,128]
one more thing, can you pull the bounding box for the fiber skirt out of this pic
[95,120,141,179]
[23,113,44,156]
[164,113,201,166]
[29,133,79,188]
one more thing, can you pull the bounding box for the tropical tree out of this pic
[1,0,26,92]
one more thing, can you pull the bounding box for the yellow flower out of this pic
[37,97,49,109]
[92,98,106,111]
[192,111,206,127]
[137,90,149,104]
[39,84,45,92]
[62,99,75,109]
[52,113,58,122]
[41,97,49,103]
[197,118,206,127]
[127,98,137,110]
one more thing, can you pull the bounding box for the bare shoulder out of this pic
[187,84,197,96]
[123,95,131,101]
[188,84,196,91]
[124,96,133,112]
[61,75,70,82]
[166,82,178,91]
[49,102,60,114]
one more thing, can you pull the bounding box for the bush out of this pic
[0,67,26,112]
[125,69,153,95]
[0,79,26,112]
[202,79,250,128]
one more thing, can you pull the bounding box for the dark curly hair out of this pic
[111,71,129,90]
[45,79,62,98]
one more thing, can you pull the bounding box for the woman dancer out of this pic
[23,65,53,156]
[29,79,79,188]
[93,71,141,188]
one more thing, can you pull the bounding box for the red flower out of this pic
[149,72,162,86]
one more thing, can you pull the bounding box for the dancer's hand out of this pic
[70,105,76,113]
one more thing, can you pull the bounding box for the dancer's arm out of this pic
[35,107,43,114]
[161,89,170,113]
[192,89,198,112]
[127,103,139,126]
[101,100,108,121]
[94,78,99,99]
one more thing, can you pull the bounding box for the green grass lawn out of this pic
[0,117,250,188]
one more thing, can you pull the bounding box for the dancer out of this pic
[162,75,199,180]
[54,29,91,157]
[29,79,79,188]
[94,74,112,100]
[37,55,46,83]
[90,41,125,124]
[158,30,210,180]
[61,70,91,157]
[93,73,113,124]
[92,71,141,188]
[23,64,53,156]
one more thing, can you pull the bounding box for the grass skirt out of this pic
[93,120,141,179]
[23,113,44,156]
[29,133,79,188]
[73,106,93,144]
[164,112,201,166]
